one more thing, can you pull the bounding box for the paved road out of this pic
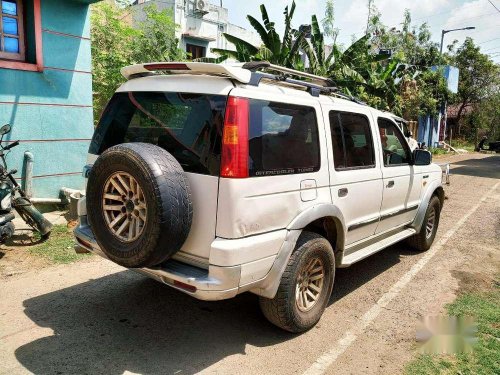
[0,154,498,375]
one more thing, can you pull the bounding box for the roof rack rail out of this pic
[242,61,335,87]
[120,61,365,104]
[241,61,365,104]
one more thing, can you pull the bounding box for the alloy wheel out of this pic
[102,171,147,242]
[296,257,325,312]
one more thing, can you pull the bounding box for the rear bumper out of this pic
[74,217,286,301]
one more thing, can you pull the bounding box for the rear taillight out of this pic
[220,97,249,178]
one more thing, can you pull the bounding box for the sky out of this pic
[220,0,500,62]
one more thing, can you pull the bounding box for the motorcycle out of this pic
[0,124,52,242]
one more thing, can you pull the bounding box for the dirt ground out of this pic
[0,153,498,375]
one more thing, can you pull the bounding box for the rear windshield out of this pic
[248,100,320,176]
[90,92,226,176]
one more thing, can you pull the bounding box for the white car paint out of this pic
[77,63,444,301]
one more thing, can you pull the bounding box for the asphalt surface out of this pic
[0,154,498,375]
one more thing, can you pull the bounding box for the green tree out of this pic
[211,1,306,68]
[131,4,186,63]
[91,2,186,121]
[91,2,136,121]
[450,38,500,136]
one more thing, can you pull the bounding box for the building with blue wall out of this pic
[0,0,101,199]
[417,66,459,148]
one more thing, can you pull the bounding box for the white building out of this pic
[132,0,261,60]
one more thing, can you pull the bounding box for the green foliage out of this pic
[212,1,306,69]
[449,38,500,139]
[321,0,337,41]
[131,5,186,63]
[29,225,91,264]
[91,2,185,121]
[91,2,137,123]
[405,287,500,375]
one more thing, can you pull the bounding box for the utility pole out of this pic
[439,26,475,147]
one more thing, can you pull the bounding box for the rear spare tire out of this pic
[86,143,193,268]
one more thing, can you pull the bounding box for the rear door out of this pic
[325,107,384,245]
[90,90,227,264]
[375,117,422,234]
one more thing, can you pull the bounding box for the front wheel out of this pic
[408,196,441,251]
[259,231,335,333]
[14,197,53,238]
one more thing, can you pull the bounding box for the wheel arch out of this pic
[287,204,346,265]
[252,204,347,299]
[411,181,445,232]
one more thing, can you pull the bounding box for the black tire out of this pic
[14,197,53,237]
[259,231,335,333]
[86,143,193,268]
[408,196,441,252]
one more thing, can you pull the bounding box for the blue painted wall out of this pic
[0,0,101,198]
[417,114,441,148]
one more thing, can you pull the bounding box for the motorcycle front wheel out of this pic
[14,197,53,238]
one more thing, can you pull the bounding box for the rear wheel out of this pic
[408,196,441,251]
[259,232,335,333]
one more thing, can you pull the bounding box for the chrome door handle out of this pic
[338,188,348,197]
[386,181,395,188]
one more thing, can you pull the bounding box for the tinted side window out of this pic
[248,100,320,177]
[90,92,226,176]
[377,118,411,166]
[329,111,375,170]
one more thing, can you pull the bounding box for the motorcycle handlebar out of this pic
[3,140,20,151]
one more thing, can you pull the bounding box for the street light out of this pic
[438,26,474,149]
[440,27,476,54]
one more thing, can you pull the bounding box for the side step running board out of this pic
[340,228,416,267]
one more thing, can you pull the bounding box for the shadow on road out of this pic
[450,155,500,179]
[15,243,419,374]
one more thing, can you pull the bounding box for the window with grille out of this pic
[0,0,25,61]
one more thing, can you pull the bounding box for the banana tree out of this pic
[209,1,306,68]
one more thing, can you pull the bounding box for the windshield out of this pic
[90,92,227,176]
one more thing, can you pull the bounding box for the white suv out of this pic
[75,62,445,332]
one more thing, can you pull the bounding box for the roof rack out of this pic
[242,61,335,87]
[121,61,365,104]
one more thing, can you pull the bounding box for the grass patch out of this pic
[451,139,476,153]
[28,225,92,264]
[429,147,449,156]
[405,286,500,375]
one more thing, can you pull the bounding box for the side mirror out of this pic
[0,124,11,135]
[413,149,432,166]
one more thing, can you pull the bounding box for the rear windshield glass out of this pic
[248,100,320,176]
[90,92,226,176]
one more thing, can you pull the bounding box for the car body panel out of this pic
[78,65,445,301]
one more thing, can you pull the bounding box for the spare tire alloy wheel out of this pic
[103,172,147,242]
[87,143,193,268]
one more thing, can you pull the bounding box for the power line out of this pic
[477,36,500,45]
[425,12,497,29]
[483,45,500,52]
[411,2,487,22]
[487,0,500,13]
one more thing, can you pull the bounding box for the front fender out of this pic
[411,180,444,232]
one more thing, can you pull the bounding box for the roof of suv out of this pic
[119,62,375,113]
